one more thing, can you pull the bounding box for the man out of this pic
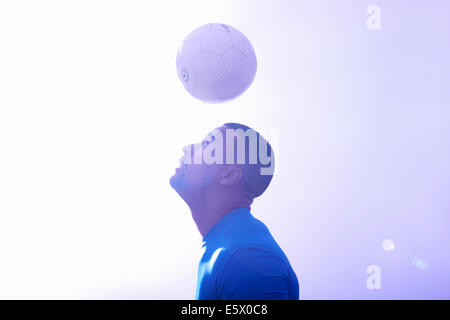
[170,122,299,300]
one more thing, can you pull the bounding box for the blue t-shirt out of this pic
[195,207,299,300]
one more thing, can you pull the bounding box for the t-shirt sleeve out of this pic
[216,247,295,300]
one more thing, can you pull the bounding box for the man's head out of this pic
[170,123,275,207]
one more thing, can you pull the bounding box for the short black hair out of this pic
[223,123,274,198]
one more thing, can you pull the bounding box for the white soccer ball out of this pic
[176,23,257,103]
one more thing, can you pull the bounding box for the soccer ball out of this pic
[176,23,257,103]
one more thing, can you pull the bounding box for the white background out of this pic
[0,0,449,299]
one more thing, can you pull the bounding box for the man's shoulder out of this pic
[213,213,289,271]
[215,243,289,274]
[212,245,291,290]
[227,216,284,253]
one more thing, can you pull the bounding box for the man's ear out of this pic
[219,166,243,186]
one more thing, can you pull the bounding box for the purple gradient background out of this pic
[227,0,450,299]
[258,1,450,299]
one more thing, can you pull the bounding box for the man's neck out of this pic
[189,195,252,238]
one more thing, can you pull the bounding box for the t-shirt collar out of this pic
[202,207,250,245]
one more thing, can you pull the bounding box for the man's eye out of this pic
[202,136,214,147]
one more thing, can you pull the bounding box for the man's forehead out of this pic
[203,125,256,141]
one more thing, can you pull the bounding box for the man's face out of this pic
[169,127,225,194]
[170,124,275,200]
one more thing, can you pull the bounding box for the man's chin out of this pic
[169,170,188,192]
